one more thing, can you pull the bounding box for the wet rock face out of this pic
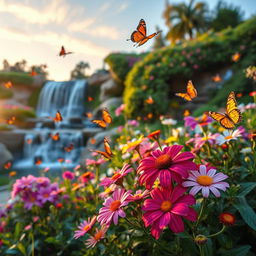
[100,79,124,101]
[0,143,13,166]
[0,132,24,154]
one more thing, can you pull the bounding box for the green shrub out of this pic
[0,72,33,87]
[104,53,146,83]
[123,17,256,118]
[0,86,13,99]
[1,106,36,122]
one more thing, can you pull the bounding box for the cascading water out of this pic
[14,80,88,174]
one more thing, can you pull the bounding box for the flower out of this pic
[100,164,133,187]
[127,189,150,202]
[216,130,242,145]
[182,165,229,198]
[86,158,106,166]
[99,184,117,198]
[161,118,177,126]
[121,136,145,154]
[142,186,197,239]
[194,235,208,245]
[74,216,97,239]
[137,145,196,189]
[62,171,75,180]
[127,120,139,127]
[184,114,212,130]
[115,104,125,116]
[85,225,108,248]
[97,188,131,225]
[219,212,236,226]
[37,184,58,204]
[147,130,161,140]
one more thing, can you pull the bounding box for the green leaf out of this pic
[234,197,256,231]
[220,245,251,256]
[17,243,27,255]
[238,182,256,197]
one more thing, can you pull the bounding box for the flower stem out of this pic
[207,225,226,238]
[195,198,206,228]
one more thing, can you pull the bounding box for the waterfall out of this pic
[37,80,87,119]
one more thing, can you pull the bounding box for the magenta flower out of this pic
[182,165,229,198]
[22,191,42,210]
[99,164,133,187]
[137,145,196,189]
[97,188,131,225]
[62,171,75,180]
[74,216,97,239]
[37,184,58,204]
[86,158,106,166]
[142,186,197,239]
[127,120,139,127]
[184,115,212,130]
[127,189,150,202]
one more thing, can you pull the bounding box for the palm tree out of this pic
[163,0,208,44]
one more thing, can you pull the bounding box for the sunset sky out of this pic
[0,0,255,81]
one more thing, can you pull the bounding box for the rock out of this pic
[100,79,123,101]
[32,75,46,88]
[93,97,122,118]
[87,72,111,87]
[80,128,118,165]
[0,131,25,154]
[0,143,13,166]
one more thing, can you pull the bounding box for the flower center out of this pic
[196,175,213,186]
[94,230,103,241]
[111,172,121,180]
[83,225,90,232]
[224,135,233,140]
[43,193,49,198]
[109,200,121,211]
[155,154,172,169]
[223,214,234,222]
[160,200,172,212]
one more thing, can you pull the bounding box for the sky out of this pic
[0,0,255,81]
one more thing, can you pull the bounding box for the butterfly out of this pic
[51,132,60,141]
[64,143,74,152]
[91,108,112,128]
[232,52,241,62]
[26,138,33,144]
[175,80,197,101]
[6,116,15,125]
[87,96,94,102]
[127,19,162,47]
[212,74,222,83]
[3,81,12,89]
[4,162,12,169]
[93,137,113,159]
[30,68,37,76]
[59,46,73,57]
[35,158,42,165]
[86,112,93,118]
[145,96,154,104]
[51,111,63,122]
[206,91,242,129]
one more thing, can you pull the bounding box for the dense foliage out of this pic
[123,17,256,118]
[0,72,33,87]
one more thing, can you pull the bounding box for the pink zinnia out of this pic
[127,189,150,202]
[115,104,125,116]
[182,165,229,198]
[86,158,106,166]
[137,145,196,189]
[62,171,75,180]
[97,188,131,225]
[142,186,197,239]
[74,216,97,239]
[99,164,133,187]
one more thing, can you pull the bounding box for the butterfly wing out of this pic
[175,93,192,101]
[103,137,113,157]
[187,80,197,99]
[131,31,145,43]
[226,91,242,124]
[91,120,107,128]
[54,111,63,122]
[102,108,112,124]
[136,37,149,47]
[137,19,146,37]
[93,150,111,159]
[207,111,235,129]
[60,46,65,56]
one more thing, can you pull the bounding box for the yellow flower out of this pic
[165,136,177,144]
[121,136,144,154]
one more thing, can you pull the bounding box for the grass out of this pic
[0,72,33,87]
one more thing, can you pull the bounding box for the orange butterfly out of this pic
[51,132,60,141]
[87,96,94,102]
[127,19,162,47]
[232,52,241,62]
[59,46,73,57]
[51,111,63,122]
[35,158,42,165]
[206,91,242,129]
[6,116,15,125]
[64,143,74,152]
[175,80,197,101]
[26,138,33,144]
[90,138,97,145]
[93,137,113,159]
[91,108,112,128]
[212,74,222,83]
[145,96,154,104]
[58,158,65,163]
[4,162,12,169]
[86,112,93,118]
[183,109,190,117]
[30,68,37,76]
[4,81,12,88]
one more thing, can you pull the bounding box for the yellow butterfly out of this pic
[206,91,242,129]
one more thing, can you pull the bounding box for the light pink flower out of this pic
[74,216,97,239]
[99,164,133,187]
[142,186,197,239]
[86,158,106,166]
[127,120,139,127]
[115,104,125,116]
[85,225,108,248]
[182,165,229,198]
[97,188,131,225]
[137,145,196,189]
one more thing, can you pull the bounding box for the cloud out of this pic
[67,18,96,33]
[0,0,81,25]
[116,3,129,13]
[88,26,121,40]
